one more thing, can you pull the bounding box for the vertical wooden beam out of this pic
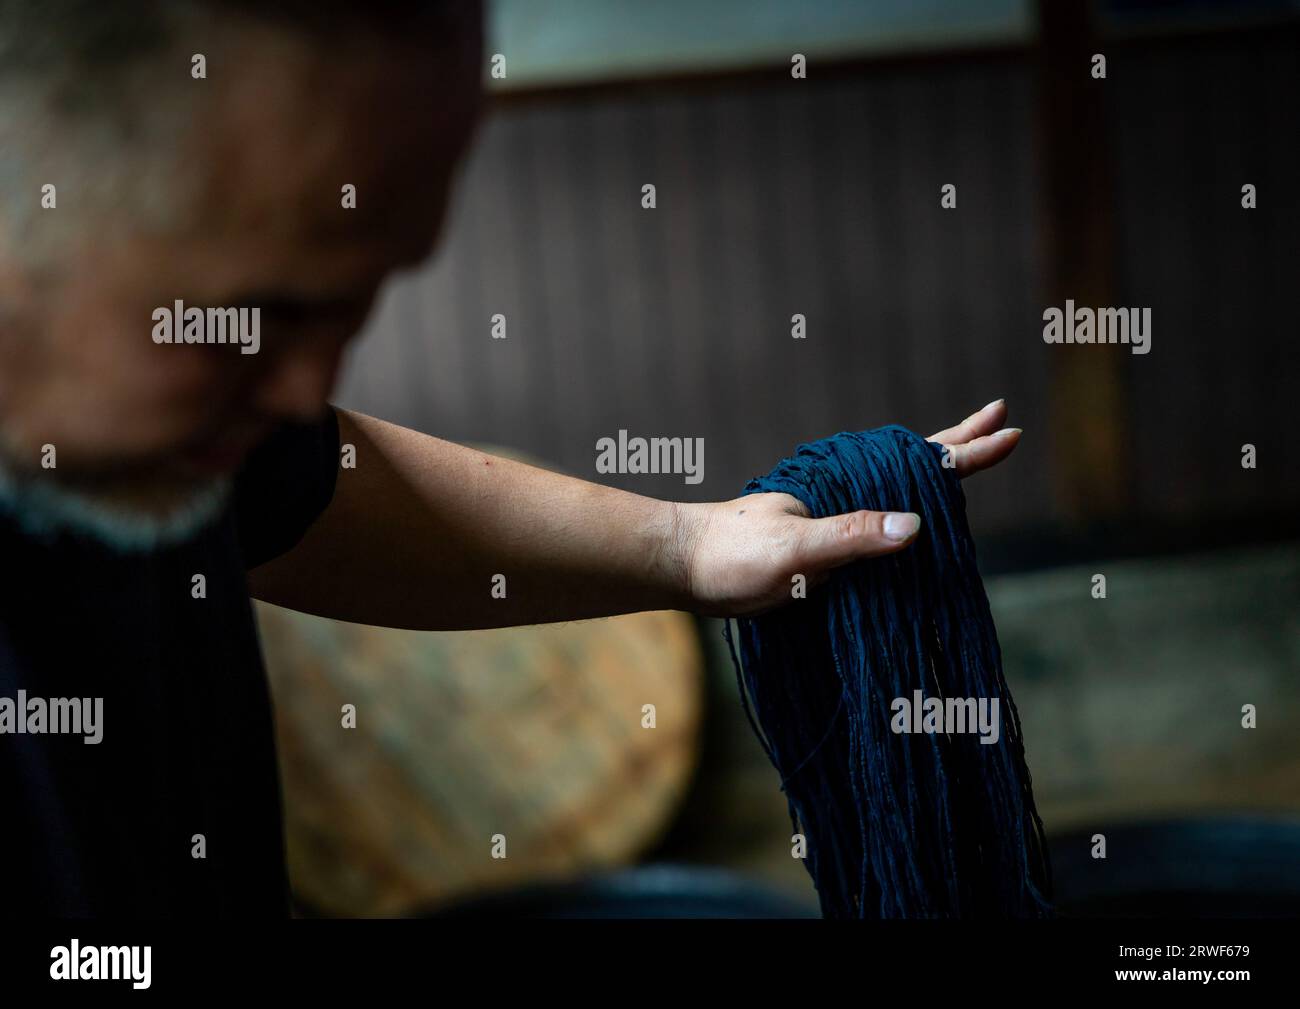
[1035,0,1131,520]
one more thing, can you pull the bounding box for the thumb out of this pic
[797,510,921,572]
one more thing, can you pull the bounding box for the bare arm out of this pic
[248,407,691,629]
[249,401,1020,629]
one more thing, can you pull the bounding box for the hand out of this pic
[675,400,1020,618]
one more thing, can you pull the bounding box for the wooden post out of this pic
[1035,0,1131,521]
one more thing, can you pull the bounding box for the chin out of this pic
[0,465,233,553]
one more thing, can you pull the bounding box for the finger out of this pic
[928,398,1007,446]
[795,509,921,572]
[943,428,1021,478]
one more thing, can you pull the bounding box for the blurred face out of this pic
[0,14,482,542]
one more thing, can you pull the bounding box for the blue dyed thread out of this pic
[724,425,1053,918]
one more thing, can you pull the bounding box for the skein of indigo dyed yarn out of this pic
[723,425,1052,919]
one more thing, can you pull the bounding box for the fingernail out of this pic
[996,427,1022,437]
[884,512,921,541]
[983,398,1006,411]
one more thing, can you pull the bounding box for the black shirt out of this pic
[0,408,340,916]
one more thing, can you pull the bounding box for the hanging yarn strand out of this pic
[724,426,1053,919]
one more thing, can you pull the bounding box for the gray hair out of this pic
[0,0,472,255]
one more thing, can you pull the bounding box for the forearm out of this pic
[248,408,694,630]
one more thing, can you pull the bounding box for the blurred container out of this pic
[257,602,704,917]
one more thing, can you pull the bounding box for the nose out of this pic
[251,338,346,423]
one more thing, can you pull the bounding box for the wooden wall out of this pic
[335,28,1297,542]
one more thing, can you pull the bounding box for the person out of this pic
[0,0,1021,915]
